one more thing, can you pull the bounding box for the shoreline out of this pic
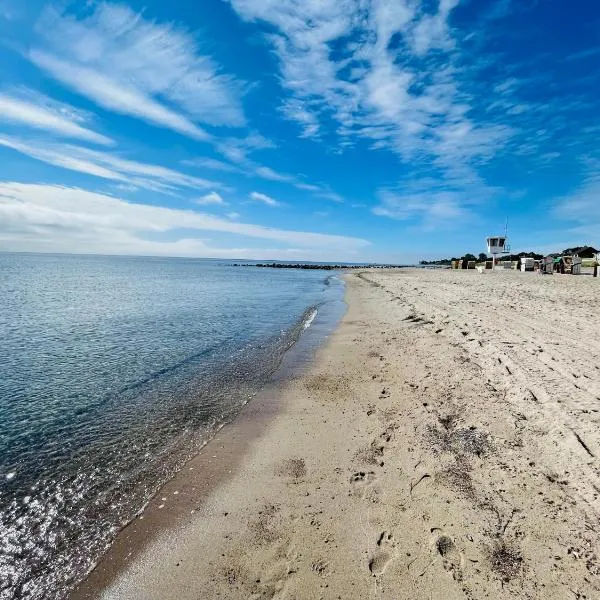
[70,274,349,599]
[73,269,600,599]
[71,373,291,599]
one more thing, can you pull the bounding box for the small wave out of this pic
[303,308,318,330]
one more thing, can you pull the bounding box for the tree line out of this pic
[420,246,598,266]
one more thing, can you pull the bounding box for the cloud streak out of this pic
[183,157,245,174]
[373,188,472,231]
[30,50,210,141]
[186,154,345,202]
[29,2,245,139]
[0,136,221,193]
[227,0,522,223]
[194,192,227,205]
[250,191,281,206]
[0,90,113,145]
[227,0,503,167]
[0,182,370,258]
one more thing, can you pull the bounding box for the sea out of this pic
[0,253,346,600]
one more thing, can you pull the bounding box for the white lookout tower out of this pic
[486,231,510,271]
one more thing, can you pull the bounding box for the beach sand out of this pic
[73,268,600,600]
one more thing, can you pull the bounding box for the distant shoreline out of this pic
[233,262,412,270]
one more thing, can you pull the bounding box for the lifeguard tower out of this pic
[486,235,510,271]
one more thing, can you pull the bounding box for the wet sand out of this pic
[73,269,600,599]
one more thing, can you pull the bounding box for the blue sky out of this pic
[0,0,599,262]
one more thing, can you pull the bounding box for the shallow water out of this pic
[0,253,344,599]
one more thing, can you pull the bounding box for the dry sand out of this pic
[73,269,600,600]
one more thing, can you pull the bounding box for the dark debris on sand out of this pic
[488,540,523,583]
[426,418,492,459]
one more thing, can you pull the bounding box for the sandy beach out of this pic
[73,268,600,600]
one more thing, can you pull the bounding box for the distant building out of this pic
[561,246,598,258]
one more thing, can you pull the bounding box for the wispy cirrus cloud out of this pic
[564,47,600,62]
[254,165,294,183]
[227,0,507,166]
[253,167,343,202]
[209,133,346,200]
[250,191,281,207]
[182,157,245,174]
[554,182,600,222]
[372,166,501,229]
[29,2,245,140]
[194,192,228,205]
[228,0,600,230]
[226,0,520,224]
[0,89,112,145]
[187,153,345,202]
[0,135,220,193]
[215,133,276,163]
[373,189,473,231]
[30,51,210,141]
[280,99,320,138]
[553,159,600,229]
[0,182,370,259]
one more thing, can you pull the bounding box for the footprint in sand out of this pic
[379,424,395,444]
[250,545,299,600]
[431,529,465,581]
[311,558,330,577]
[349,471,377,498]
[369,531,396,576]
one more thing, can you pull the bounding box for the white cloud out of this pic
[183,157,244,174]
[227,212,241,220]
[315,190,344,203]
[281,99,320,138]
[551,159,600,241]
[30,51,209,141]
[252,165,342,202]
[29,3,244,139]
[228,0,554,227]
[410,0,459,56]
[554,176,600,224]
[372,186,477,230]
[194,192,227,205]
[0,136,220,193]
[227,0,514,185]
[215,133,276,163]
[250,191,281,206]
[294,182,322,192]
[114,183,139,192]
[185,154,345,202]
[564,47,600,62]
[0,182,370,259]
[0,136,126,181]
[0,90,113,145]
[254,165,295,183]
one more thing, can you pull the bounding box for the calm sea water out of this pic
[0,253,345,600]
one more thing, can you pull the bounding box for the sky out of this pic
[0,0,599,263]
